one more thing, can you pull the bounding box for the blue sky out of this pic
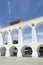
[0,0,43,43]
[0,0,43,27]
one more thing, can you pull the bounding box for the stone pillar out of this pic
[19,30,23,44]
[0,32,3,45]
[8,31,12,45]
[17,48,22,57]
[32,27,37,43]
[6,48,10,57]
[32,48,38,58]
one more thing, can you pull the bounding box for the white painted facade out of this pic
[0,16,43,58]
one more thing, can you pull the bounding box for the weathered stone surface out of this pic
[0,57,43,65]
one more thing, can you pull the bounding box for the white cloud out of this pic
[4,32,43,42]
[38,38,43,42]
[24,32,43,36]
[10,0,31,15]
[24,39,32,43]
[0,26,2,28]
[8,0,11,19]
[35,32,43,35]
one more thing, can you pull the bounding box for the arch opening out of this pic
[3,32,8,45]
[9,46,18,56]
[36,24,43,42]
[21,46,32,57]
[23,27,32,43]
[38,46,43,57]
[0,47,6,56]
[12,30,18,44]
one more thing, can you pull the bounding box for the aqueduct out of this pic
[0,16,43,58]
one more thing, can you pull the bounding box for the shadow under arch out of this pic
[37,44,43,57]
[21,45,33,57]
[0,47,6,56]
[9,46,18,56]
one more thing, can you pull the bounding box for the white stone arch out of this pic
[11,29,19,44]
[9,46,18,56]
[22,25,32,32]
[2,31,9,45]
[35,22,43,28]
[37,44,43,57]
[21,45,33,57]
[22,26,32,43]
[35,22,43,42]
[0,47,6,56]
